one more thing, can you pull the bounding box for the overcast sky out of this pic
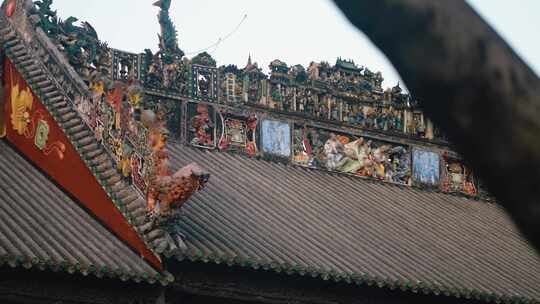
[51,0,540,90]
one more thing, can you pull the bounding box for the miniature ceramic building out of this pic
[0,0,539,303]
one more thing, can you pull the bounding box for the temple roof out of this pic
[335,58,362,72]
[0,7,173,259]
[0,141,171,285]
[270,59,287,67]
[166,142,540,304]
[3,1,539,302]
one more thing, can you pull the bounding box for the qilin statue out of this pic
[141,108,209,218]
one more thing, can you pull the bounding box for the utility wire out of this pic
[185,14,247,56]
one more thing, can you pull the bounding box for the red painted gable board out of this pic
[2,59,162,271]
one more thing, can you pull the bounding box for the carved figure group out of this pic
[190,104,214,147]
[294,127,410,184]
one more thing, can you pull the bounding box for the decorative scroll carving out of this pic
[6,62,66,160]
[10,81,33,136]
[34,119,49,150]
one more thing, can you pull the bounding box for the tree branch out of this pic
[333,0,540,250]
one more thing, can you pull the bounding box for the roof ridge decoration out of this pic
[0,0,209,269]
[29,0,209,246]
[16,0,494,201]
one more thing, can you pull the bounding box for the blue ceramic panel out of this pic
[261,120,291,157]
[413,149,440,185]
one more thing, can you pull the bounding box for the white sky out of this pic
[50,0,540,90]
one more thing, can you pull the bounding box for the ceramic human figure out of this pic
[324,133,344,170]
[190,104,214,147]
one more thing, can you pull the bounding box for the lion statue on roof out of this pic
[142,108,210,218]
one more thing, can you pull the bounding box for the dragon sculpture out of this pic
[34,0,58,35]
[153,0,184,63]
[142,0,188,92]
[33,0,111,80]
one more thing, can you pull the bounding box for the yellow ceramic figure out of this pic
[10,84,33,135]
[120,156,132,177]
[90,81,105,97]
[128,92,142,108]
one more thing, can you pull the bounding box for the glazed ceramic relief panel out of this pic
[261,119,291,158]
[442,155,477,196]
[191,65,218,102]
[293,125,411,184]
[187,102,259,155]
[412,148,440,186]
[91,81,153,194]
[411,148,478,195]
[187,102,217,148]
[217,111,258,157]
[342,103,405,133]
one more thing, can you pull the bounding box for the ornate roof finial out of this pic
[154,0,184,63]
[244,53,258,71]
[153,0,171,11]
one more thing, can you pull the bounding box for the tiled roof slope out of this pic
[0,7,172,256]
[166,142,540,304]
[0,141,171,285]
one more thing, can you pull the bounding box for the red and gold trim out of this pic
[2,58,162,271]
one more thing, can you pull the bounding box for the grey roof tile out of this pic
[166,142,540,303]
[0,141,171,284]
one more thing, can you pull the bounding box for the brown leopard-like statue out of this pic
[141,107,210,218]
[148,162,209,216]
